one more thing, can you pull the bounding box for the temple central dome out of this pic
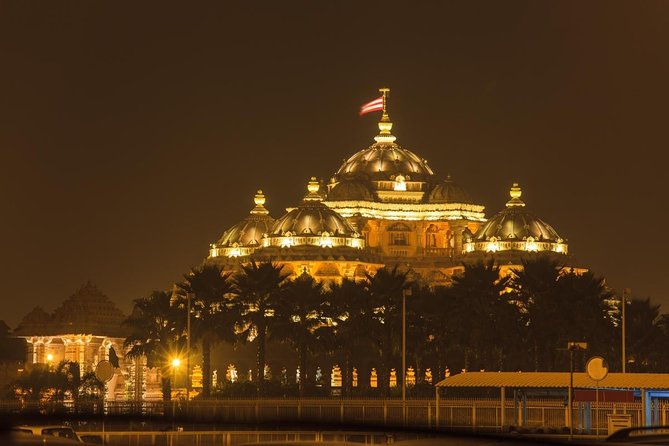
[335,120,434,182]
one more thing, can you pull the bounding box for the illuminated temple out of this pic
[14,282,163,401]
[207,104,573,283]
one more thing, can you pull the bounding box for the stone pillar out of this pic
[449,221,468,259]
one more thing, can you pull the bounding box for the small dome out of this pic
[465,184,568,255]
[428,176,473,204]
[214,190,275,247]
[327,179,374,201]
[271,179,357,237]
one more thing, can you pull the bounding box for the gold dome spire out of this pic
[250,190,270,215]
[304,177,323,201]
[506,182,526,207]
[374,88,397,143]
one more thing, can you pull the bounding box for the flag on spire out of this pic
[359,96,384,116]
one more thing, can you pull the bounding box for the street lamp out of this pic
[171,357,180,417]
[621,288,631,373]
[567,341,588,441]
[402,287,412,426]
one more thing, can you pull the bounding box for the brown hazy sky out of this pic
[1,1,668,327]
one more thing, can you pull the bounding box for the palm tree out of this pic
[449,259,520,371]
[179,264,237,398]
[123,290,182,401]
[325,278,376,395]
[512,256,563,370]
[364,266,411,394]
[233,260,289,395]
[621,297,662,372]
[274,273,325,395]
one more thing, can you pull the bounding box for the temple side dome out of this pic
[464,183,567,254]
[271,178,358,237]
[264,178,363,249]
[327,179,374,201]
[428,176,473,204]
[210,190,275,258]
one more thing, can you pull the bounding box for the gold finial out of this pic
[254,190,265,206]
[304,176,323,201]
[375,87,396,143]
[506,182,525,207]
[251,190,269,215]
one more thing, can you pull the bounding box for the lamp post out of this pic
[621,288,630,373]
[567,342,587,441]
[402,287,412,426]
[171,357,180,417]
[186,292,192,412]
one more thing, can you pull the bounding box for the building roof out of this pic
[270,178,358,238]
[436,372,669,390]
[214,190,275,247]
[463,183,568,258]
[335,119,434,182]
[15,282,127,338]
[428,176,473,204]
[327,179,374,201]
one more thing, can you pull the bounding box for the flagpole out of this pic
[379,87,390,119]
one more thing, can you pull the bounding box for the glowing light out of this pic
[525,236,538,252]
[486,237,499,252]
[171,358,181,368]
[228,246,241,257]
[226,364,238,383]
[319,232,333,248]
[393,174,407,191]
[46,353,54,362]
[555,244,565,253]
[281,232,294,248]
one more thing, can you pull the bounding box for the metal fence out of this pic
[77,430,413,446]
[5,398,669,434]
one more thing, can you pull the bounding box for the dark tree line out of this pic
[123,256,669,399]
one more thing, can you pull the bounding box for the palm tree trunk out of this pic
[202,337,211,398]
[257,321,266,395]
[299,346,307,397]
[161,376,171,401]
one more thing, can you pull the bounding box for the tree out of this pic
[621,297,663,372]
[326,278,377,395]
[515,257,615,371]
[450,259,521,371]
[232,261,289,395]
[512,256,564,370]
[179,264,238,398]
[364,266,411,394]
[123,290,182,401]
[274,274,325,395]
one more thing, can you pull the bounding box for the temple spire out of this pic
[506,183,526,207]
[375,87,396,143]
[250,190,270,215]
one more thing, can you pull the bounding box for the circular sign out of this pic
[95,360,115,383]
[586,356,609,382]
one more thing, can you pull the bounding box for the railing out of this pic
[4,398,669,435]
[75,430,427,446]
[423,247,453,257]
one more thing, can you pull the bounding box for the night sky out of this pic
[1,2,668,328]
